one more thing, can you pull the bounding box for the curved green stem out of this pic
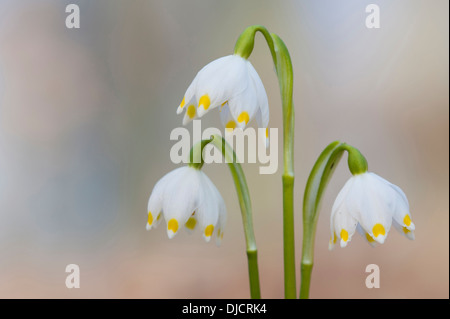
[300,141,367,298]
[235,25,296,299]
[190,135,261,299]
[271,34,296,300]
[188,138,213,170]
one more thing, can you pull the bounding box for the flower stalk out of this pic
[190,135,261,299]
[300,141,368,298]
[235,25,296,299]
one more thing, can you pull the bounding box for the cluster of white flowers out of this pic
[147,54,270,244]
[146,54,415,248]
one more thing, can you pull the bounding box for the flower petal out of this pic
[195,172,220,242]
[352,173,393,244]
[182,103,198,125]
[387,182,415,231]
[356,223,377,247]
[392,219,415,240]
[162,167,201,239]
[247,61,269,129]
[220,103,237,131]
[184,211,198,234]
[227,81,258,129]
[332,208,358,248]
[214,187,227,247]
[177,77,198,115]
[329,176,354,249]
[147,168,179,230]
[195,55,249,117]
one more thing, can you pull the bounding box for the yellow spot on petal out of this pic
[365,232,375,243]
[180,96,186,109]
[265,127,269,138]
[157,213,161,221]
[147,211,153,226]
[330,232,337,244]
[340,229,349,242]
[204,224,214,237]
[402,227,411,234]
[168,218,179,233]
[185,217,197,230]
[372,223,386,238]
[237,111,250,124]
[226,120,236,129]
[187,104,196,119]
[403,215,412,227]
[217,229,221,237]
[199,94,211,110]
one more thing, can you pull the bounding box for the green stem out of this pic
[300,141,367,298]
[235,25,295,299]
[192,135,261,299]
[188,138,213,170]
[272,34,296,300]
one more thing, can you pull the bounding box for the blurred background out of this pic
[0,0,448,299]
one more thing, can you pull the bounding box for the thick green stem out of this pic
[300,141,368,298]
[193,135,261,299]
[235,25,296,298]
[246,250,260,299]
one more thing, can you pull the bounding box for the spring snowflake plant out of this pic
[145,25,415,299]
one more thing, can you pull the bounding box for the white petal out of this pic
[177,77,198,115]
[247,61,269,128]
[195,55,249,117]
[392,219,415,240]
[147,168,179,230]
[332,207,358,248]
[182,102,198,125]
[214,185,227,246]
[219,103,237,130]
[356,223,377,247]
[353,173,393,244]
[329,176,355,249]
[331,176,355,215]
[162,167,201,239]
[195,172,220,242]
[227,80,258,129]
[387,181,415,231]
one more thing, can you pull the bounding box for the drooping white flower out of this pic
[146,166,226,245]
[176,54,269,143]
[329,172,415,249]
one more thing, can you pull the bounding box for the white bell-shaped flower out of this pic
[177,55,269,144]
[146,166,227,245]
[329,172,415,249]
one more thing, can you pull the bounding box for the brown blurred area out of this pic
[0,0,447,298]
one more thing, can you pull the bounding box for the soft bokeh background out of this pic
[0,0,448,299]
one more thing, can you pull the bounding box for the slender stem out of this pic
[271,34,296,299]
[300,141,344,299]
[246,250,260,299]
[235,25,296,298]
[300,141,367,298]
[207,135,261,299]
